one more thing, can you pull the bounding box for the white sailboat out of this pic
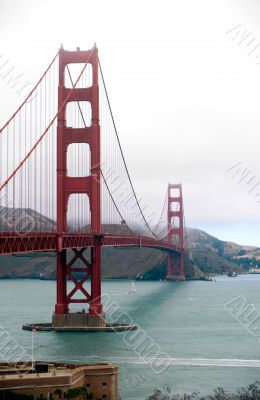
[128,281,137,294]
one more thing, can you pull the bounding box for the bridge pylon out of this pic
[53,45,105,329]
[167,184,185,281]
[48,45,136,332]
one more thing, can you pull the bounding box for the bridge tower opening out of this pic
[53,45,105,328]
[167,183,185,281]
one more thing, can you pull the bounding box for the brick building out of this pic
[0,361,119,399]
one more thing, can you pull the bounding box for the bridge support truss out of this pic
[167,184,185,281]
[53,45,105,328]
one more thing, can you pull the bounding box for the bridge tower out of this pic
[167,184,185,281]
[53,45,105,328]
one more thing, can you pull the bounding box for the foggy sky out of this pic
[1,0,260,245]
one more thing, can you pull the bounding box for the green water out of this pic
[1,275,260,399]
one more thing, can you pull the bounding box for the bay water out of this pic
[1,275,260,399]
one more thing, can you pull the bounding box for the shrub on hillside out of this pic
[146,382,260,400]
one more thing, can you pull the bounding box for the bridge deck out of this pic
[0,232,180,255]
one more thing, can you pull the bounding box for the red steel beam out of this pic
[0,232,181,255]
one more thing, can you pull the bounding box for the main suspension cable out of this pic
[66,65,133,233]
[0,49,94,193]
[98,58,158,238]
[0,51,59,134]
[153,188,168,238]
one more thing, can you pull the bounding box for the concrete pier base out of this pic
[167,275,186,281]
[22,313,137,332]
[52,312,106,329]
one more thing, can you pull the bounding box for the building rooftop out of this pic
[0,361,118,382]
[0,361,119,400]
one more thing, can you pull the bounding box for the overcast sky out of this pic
[1,0,260,245]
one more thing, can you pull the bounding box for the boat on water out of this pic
[128,281,137,294]
[200,274,213,281]
[248,268,260,274]
[228,271,237,277]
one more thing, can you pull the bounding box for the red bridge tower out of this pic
[167,184,185,281]
[53,45,105,328]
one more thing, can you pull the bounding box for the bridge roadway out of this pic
[0,232,181,255]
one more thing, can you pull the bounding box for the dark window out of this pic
[102,382,107,386]
[86,383,91,388]
[102,396,107,399]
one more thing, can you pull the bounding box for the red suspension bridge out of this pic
[0,45,185,330]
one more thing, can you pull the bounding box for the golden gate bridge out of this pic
[0,45,185,331]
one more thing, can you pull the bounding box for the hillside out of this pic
[186,228,260,273]
[0,208,55,232]
[0,247,199,280]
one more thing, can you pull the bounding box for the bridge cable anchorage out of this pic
[0,51,59,134]
[66,65,133,233]
[0,49,95,193]
[98,58,160,239]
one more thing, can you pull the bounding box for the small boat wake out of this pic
[82,356,260,368]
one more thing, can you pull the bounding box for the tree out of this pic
[64,387,93,400]
[54,388,63,398]
[237,382,260,400]
[208,388,235,400]
[146,383,260,400]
